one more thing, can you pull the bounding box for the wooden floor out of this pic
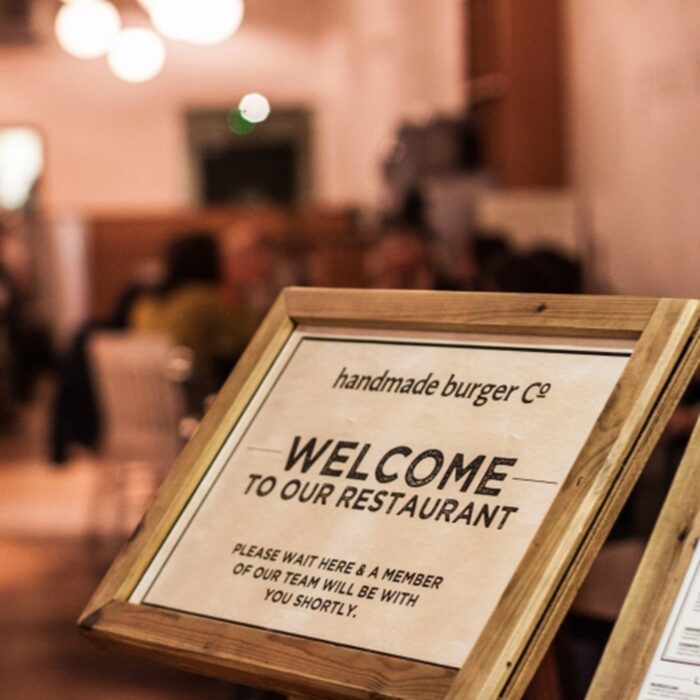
[0,381,276,699]
[0,535,237,699]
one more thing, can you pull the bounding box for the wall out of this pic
[567,0,700,297]
[0,0,465,215]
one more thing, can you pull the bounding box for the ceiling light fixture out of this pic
[54,0,121,60]
[149,0,244,46]
[107,27,166,83]
[54,0,245,83]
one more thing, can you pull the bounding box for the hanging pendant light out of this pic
[107,27,165,83]
[54,0,121,59]
[149,0,244,45]
[54,0,246,83]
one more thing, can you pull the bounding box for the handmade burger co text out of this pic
[332,366,552,406]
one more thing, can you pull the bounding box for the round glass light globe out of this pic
[238,93,270,124]
[148,0,190,41]
[54,0,121,59]
[107,28,165,83]
[149,0,243,45]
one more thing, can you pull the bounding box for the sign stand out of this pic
[587,414,700,699]
[78,289,700,699]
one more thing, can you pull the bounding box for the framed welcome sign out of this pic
[80,289,700,699]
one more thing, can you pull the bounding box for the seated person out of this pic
[365,219,438,290]
[129,231,257,405]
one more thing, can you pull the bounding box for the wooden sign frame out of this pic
[79,289,700,699]
[587,415,700,699]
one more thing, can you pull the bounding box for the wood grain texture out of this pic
[467,0,566,187]
[501,299,700,699]
[82,601,455,699]
[78,290,700,700]
[445,298,700,699]
[283,288,658,338]
[587,420,700,699]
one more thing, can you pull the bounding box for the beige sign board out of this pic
[130,328,631,668]
[79,290,700,699]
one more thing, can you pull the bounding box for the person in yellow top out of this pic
[129,231,257,404]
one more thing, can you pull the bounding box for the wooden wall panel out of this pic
[86,207,364,320]
[468,0,566,187]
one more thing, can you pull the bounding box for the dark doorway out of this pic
[202,142,297,205]
[187,108,312,206]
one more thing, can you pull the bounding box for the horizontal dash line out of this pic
[512,477,559,485]
[247,447,283,454]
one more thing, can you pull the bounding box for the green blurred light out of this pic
[227,109,256,135]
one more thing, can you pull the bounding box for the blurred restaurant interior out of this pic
[1,0,699,698]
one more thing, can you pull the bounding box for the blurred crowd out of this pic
[0,185,697,545]
[41,205,586,463]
